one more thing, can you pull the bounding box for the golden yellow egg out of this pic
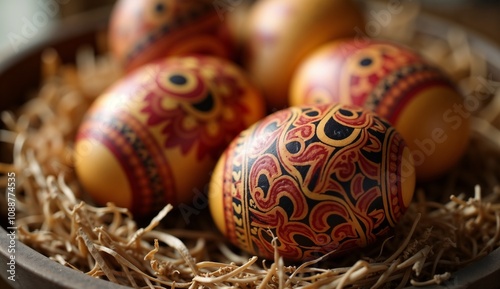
[243,0,365,110]
[108,0,234,71]
[290,39,471,180]
[75,56,266,217]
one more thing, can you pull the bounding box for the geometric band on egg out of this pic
[76,111,175,217]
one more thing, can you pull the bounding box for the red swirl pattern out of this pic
[218,104,412,261]
[76,55,263,217]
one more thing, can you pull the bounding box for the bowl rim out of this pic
[0,225,132,289]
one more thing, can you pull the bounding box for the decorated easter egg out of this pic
[290,39,470,180]
[243,0,365,110]
[209,103,416,262]
[75,56,266,217]
[109,0,233,71]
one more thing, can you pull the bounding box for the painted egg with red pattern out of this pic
[109,0,233,72]
[290,39,470,180]
[74,56,266,218]
[209,103,416,262]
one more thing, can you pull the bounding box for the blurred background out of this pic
[418,0,500,44]
[0,0,499,62]
[0,0,115,63]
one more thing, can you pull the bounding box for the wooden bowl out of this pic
[0,3,499,289]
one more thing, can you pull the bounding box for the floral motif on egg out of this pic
[140,57,252,160]
[77,56,258,217]
[299,41,455,123]
[219,104,411,261]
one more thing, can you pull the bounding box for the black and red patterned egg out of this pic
[209,104,416,262]
[290,39,470,180]
[74,56,266,218]
[109,0,233,71]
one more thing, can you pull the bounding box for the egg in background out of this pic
[209,103,416,262]
[222,0,257,62]
[74,56,266,218]
[243,0,365,111]
[108,0,233,72]
[290,39,471,180]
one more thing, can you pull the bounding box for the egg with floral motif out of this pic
[290,39,470,180]
[109,0,233,71]
[75,56,265,218]
[209,103,416,262]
